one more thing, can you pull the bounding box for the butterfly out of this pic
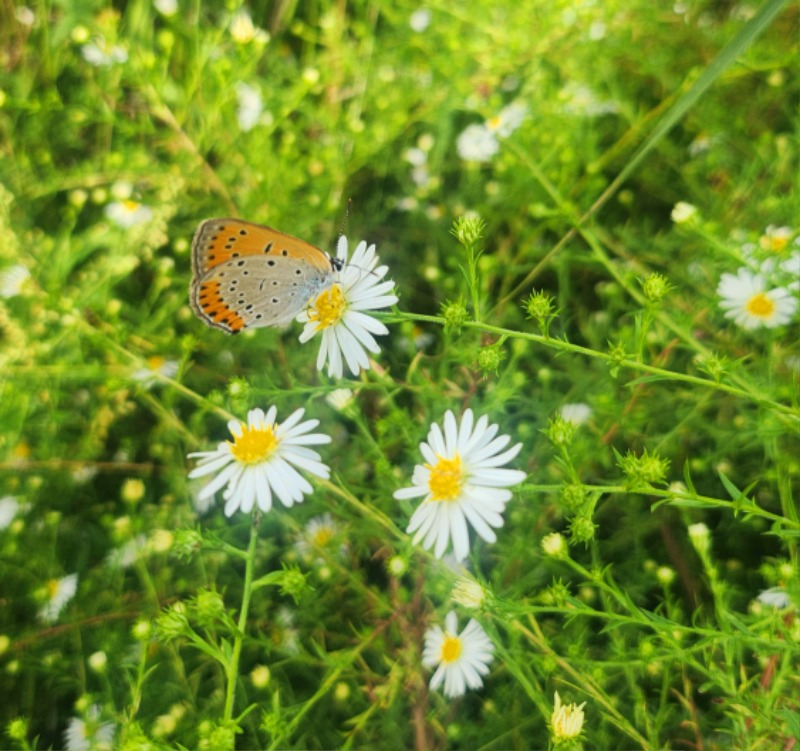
[190,218,343,334]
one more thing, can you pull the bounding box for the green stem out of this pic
[386,311,798,419]
[223,514,260,723]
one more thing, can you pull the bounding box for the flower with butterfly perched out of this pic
[187,407,331,517]
[394,409,526,561]
[297,236,398,379]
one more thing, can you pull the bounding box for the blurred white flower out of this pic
[154,0,178,17]
[457,101,527,162]
[404,147,427,166]
[15,6,35,25]
[486,101,528,137]
[38,573,78,623]
[0,265,31,298]
[81,38,128,66]
[671,201,698,224]
[105,199,154,228]
[0,496,20,529]
[409,9,431,32]
[759,225,793,254]
[756,587,791,609]
[230,9,269,44]
[559,403,592,426]
[688,133,718,156]
[559,82,618,116]
[107,535,149,568]
[132,356,179,387]
[64,705,114,751]
[457,124,500,163]
[325,388,355,411]
[295,513,346,560]
[236,82,264,132]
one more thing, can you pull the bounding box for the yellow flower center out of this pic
[313,527,334,547]
[745,292,776,320]
[46,579,60,598]
[309,284,346,330]
[146,355,165,371]
[123,199,141,212]
[486,115,502,131]
[762,235,789,253]
[426,453,464,501]
[440,634,462,664]
[229,423,279,464]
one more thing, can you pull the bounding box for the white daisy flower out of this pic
[717,267,797,330]
[81,38,128,66]
[235,82,264,132]
[188,407,331,517]
[559,402,592,426]
[456,123,499,162]
[394,409,526,561]
[64,705,114,751]
[105,199,154,228]
[297,236,398,379]
[38,573,78,623]
[0,264,32,298]
[422,610,494,698]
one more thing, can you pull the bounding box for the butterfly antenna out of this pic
[334,199,379,280]
[338,198,352,240]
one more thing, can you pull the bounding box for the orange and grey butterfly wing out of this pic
[191,218,330,276]
[190,219,334,334]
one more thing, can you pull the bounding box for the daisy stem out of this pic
[223,513,260,723]
[385,311,798,419]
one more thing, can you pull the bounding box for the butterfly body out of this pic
[190,218,341,334]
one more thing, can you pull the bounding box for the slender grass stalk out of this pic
[223,514,260,724]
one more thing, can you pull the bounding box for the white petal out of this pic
[188,452,232,478]
[394,484,429,500]
[255,473,273,512]
[443,411,459,456]
[450,505,471,561]
[343,310,389,336]
[457,409,474,449]
[197,462,240,500]
[472,468,526,487]
[473,442,523,468]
